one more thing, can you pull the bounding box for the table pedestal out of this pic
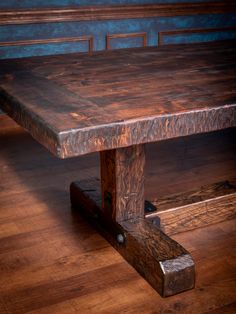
[70,144,195,297]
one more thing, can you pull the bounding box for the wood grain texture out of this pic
[70,180,195,297]
[0,40,236,158]
[1,117,236,313]
[158,26,236,46]
[106,32,147,50]
[151,179,236,211]
[0,1,235,25]
[147,179,236,235]
[100,145,145,222]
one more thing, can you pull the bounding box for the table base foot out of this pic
[70,178,195,297]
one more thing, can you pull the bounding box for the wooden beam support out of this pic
[70,175,195,297]
[120,219,195,297]
[100,145,145,223]
[146,179,236,235]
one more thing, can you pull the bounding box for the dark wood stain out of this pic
[0,40,236,158]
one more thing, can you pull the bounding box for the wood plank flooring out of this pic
[0,115,236,313]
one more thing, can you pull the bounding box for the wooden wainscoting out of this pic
[158,26,236,46]
[0,35,94,53]
[106,32,147,50]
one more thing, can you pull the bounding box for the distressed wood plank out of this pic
[0,41,236,157]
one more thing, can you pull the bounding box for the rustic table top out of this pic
[0,40,236,158]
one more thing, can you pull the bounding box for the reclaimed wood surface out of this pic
[0,117,236,313]
[0,40,236,158]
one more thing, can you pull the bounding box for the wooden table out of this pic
[0,40,236,297]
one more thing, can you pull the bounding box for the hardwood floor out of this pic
[0,115,236,313]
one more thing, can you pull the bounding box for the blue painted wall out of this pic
[0,0,217,9]
[0,1,236,59]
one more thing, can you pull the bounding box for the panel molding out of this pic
[0,1,236,26]
[0,35,94,53]
[106,32,147,50]
[158,26,236,45]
